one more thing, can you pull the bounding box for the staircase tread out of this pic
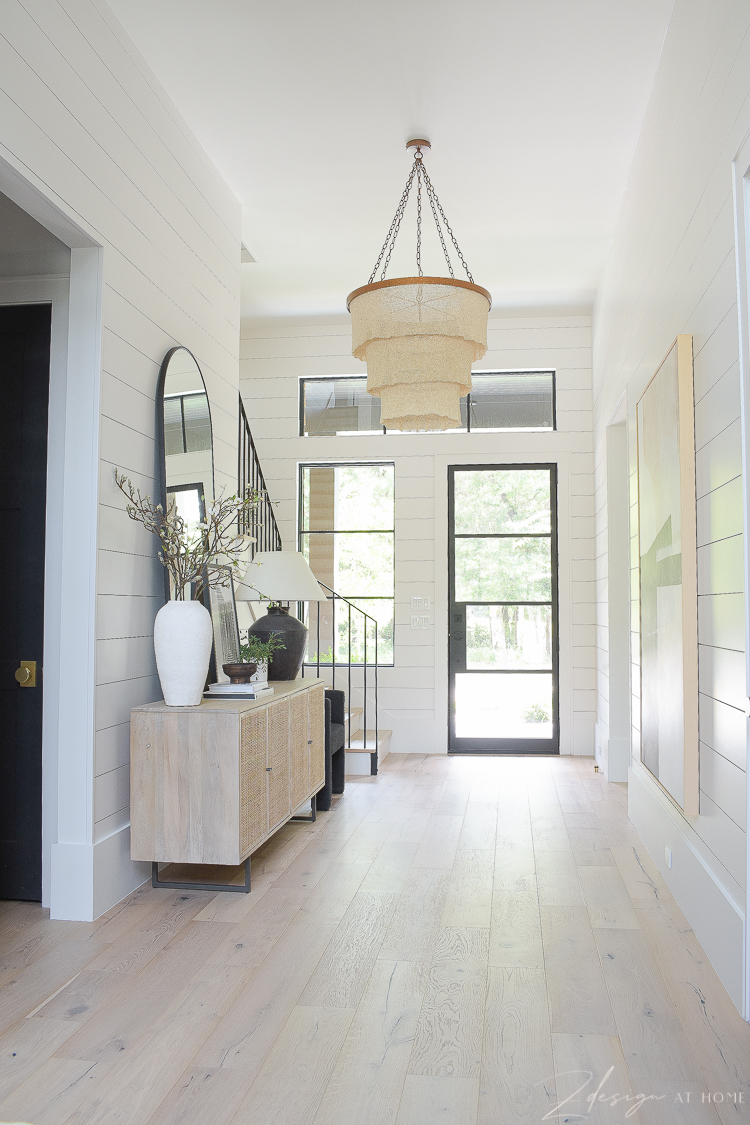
[344,728,392,751]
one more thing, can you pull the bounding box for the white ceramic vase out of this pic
[153,599,213,706]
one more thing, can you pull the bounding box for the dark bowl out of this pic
[222,662,258,684]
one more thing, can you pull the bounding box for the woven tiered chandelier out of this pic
[347,139,491,432]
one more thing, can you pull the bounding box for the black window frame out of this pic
[298,460,396,668]
[163,389,212,455]
[299,371,556,436]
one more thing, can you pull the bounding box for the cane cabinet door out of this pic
[240,708,268,857]
[266,699,291,831]
[289,690,310,808]
[309,683,326,792]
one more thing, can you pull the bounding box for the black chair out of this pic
[316,689,346,811]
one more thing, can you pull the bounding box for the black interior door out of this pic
[0,303,51,900]
[448,464,559,754]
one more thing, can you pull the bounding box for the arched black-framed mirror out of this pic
[156,346,215,604]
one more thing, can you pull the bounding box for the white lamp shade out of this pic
[234,551,327,602]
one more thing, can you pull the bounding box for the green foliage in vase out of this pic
[238,631,286,665]
[114,469,268,601]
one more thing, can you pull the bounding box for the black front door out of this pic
[0,304,51,900]
[448,464,559,753]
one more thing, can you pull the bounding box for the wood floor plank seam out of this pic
[1,755,748,1125]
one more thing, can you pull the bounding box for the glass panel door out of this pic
[449,465,559,752]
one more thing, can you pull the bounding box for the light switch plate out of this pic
[411,596,430,610]
[665,846,672,869]
[411,615,430,629]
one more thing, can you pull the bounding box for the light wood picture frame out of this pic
[636,334,699,815]
[207,565,241,683]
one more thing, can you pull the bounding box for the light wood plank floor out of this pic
[1,754,749,1124]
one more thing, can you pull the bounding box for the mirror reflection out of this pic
[160,347,214,539]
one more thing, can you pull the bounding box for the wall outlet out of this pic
[411,615,430,630]
[411,595,430,610]
[664,846,672,869]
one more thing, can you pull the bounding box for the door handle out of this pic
[15,661,37,687]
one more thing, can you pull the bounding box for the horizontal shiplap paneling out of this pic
[591,0,750,1006]
[241,312,594,756]
[0,0,242,915]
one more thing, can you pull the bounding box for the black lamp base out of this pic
[248,606,307,681]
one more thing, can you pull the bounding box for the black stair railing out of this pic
[301,586,379,776]
[238,395,282,556]
[239,395,379,775]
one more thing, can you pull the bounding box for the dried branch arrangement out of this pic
[114,469,264,600]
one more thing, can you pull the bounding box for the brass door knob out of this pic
[15,661,37,687]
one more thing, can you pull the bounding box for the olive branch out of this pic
[114,469,266,601]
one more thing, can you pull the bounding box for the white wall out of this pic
[592,0,750,1013]
[240,310,595,757]
[0,0,241,918]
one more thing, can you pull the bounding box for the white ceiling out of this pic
[108,0,674,320]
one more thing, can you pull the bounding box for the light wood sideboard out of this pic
[130,679,325,880]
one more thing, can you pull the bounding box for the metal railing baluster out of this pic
[301,583,380,768]
[238,396,282,555]
[238,398,381,769]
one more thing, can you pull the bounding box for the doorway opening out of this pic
[448,464,559,753]
[0,303,52,899]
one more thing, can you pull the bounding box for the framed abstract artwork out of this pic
[636,335,699,815]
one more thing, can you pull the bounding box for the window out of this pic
[164,391,212,454]
[301,376,383,435]
[299,463,394,665]
[300,371,555,435]
[463,371,555,430]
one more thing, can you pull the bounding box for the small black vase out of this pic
[248,606,307,681]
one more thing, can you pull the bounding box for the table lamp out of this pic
[234,551,327,680]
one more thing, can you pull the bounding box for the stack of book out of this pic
[205,680,274,699]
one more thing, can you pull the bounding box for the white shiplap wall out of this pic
[592,0,750,1012]
[240,311,595,757]
[1,0,241,917]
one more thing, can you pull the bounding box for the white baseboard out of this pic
[94,826,150,918]
[345,752,373,775]
[50,827,149,921]
[50,842,94,920]
[606,738,630,782]
[628,766,746,1015]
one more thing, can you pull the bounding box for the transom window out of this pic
[163,391,212,455]
[299,463,395,665]
[300,371,555,436]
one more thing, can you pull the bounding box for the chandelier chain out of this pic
[368,163,417,284]
[422,166,474,283]
[379,191,407,280]
[416,162,423,277]
[425,176,454,278]
[366,146,474,285]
